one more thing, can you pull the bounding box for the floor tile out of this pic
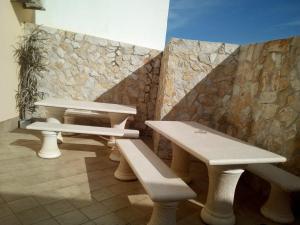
[108,182,141,195]
[0,195,5,204]
[101,196,130,212]
[31,218,60,225]
[55,210,88,225]
[68,193,97,209]
[129,217,149,225]
[44,200,75,216]
[8,197,40,213]
[0,214,21,225]
[177,212,204,225]
[114,206,147,223]
[91,188,116,202]
[80,202,111,220]
[0,203,14,218]
[0,130,295,225]
[93,213,126,225]
[81,222,96,225]
[16,206,51,225]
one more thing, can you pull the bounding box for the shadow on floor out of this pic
[3,130,299,225]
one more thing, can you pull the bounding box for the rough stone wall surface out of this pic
[154,38,240,157]
[26,24,162,134]
[228,38,300,175]
[156,37,300,175]
[24,23,300,175]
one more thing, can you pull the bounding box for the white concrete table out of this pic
[35,98,137,160]
[145,121,286,225]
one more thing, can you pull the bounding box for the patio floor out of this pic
[0,129,295,225]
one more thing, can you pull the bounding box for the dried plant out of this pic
[14,26,48,120]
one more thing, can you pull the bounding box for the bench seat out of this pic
[63,109,135,159]
[248,164,300,192]
[247,164,300,223]
[114,139,196,225]
[27,122,139,138]
[26,122,139,159]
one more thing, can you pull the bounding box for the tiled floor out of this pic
[0,129,297,225]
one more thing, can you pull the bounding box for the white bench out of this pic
[35,98,137,162]
[247,164,300,224]
[63,108,135,161]
[114,139,196,225]
[26,122,139,159]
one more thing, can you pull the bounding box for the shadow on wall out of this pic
[155,51,239,158]
[155,37,300,177]
[154,39,240,158]
[162,49,239,131]
[11,0,35,24]
[24,24,162,136]
[37,54,162,136]
[95,54,162,136]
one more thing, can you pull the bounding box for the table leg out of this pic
[63,113,76,136]
[46,117,63,144]
[108,113,129,161]
[201,165,245,225]
[171,143,191,183]
[44,107,64,144]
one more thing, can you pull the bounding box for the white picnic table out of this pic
[145,120,286,225]
[35,98,137,160]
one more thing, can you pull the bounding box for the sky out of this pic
[166,0,300,44]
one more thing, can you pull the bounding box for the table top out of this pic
[146,121,286,166]
[35,98,137,115]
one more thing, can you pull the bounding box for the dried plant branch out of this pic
[14,26,48,120]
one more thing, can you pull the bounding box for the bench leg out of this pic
[47,117,64,144]
[171,143,191,183]
[114,155,137,181]
[110,145,121,162]
[260,183,294,223]
[148,202,178,225]
[108,113,129,162]
[201,165,244,225]
[39,131,61,158]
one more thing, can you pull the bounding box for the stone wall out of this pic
[228,38,300,175]
[154,38,240,157]
[155,37,300,175]
[26,24,162,134]
[25,23,300,174]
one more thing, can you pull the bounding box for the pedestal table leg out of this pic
[108,113,128,161]
[171,143,191,183]
[201,165,245,225]
[63,114,76,136]
[46,117,63,144]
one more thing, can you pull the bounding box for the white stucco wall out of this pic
[36,0,169,50]
[0,1,34,122]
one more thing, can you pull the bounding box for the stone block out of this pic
[259,92,277,103]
